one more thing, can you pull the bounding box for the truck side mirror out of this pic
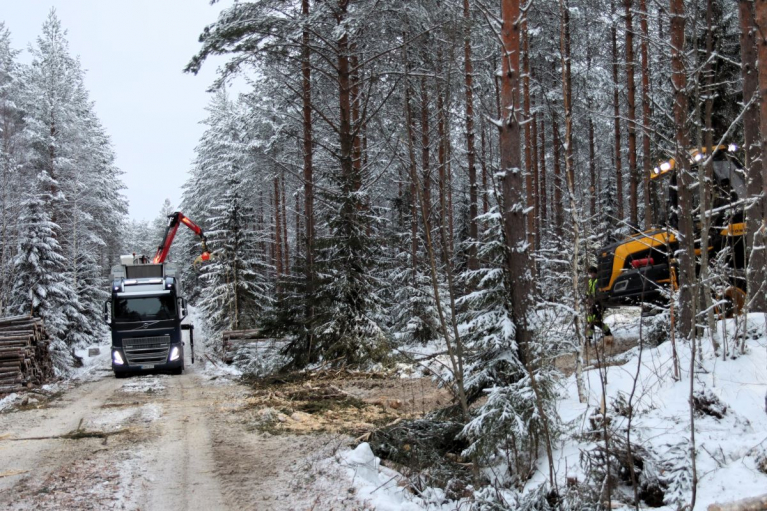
[103,300,111,324]
[178,297,188,319]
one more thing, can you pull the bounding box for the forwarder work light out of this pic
[652,145,739,180]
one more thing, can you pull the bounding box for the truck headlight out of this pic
[169,347,180,361]
[113,351,125,365]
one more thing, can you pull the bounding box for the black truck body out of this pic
[105,259,187,376]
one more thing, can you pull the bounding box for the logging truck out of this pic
[596,145,747,309]
[105,212,209,377]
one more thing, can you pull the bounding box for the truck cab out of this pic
[105,256,187,377]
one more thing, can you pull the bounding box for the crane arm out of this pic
[153,212,210,264]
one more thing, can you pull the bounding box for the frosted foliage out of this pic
[183,91,272,332]
[12,173,73,340]
[3,11,125,347]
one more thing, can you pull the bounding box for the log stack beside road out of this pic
[222,329,265,364]
[0,315,55,394]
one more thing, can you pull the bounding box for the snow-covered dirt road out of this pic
[0,359,358,511]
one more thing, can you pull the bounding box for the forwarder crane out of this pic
[153,211,212,265]
[105,212,211,377]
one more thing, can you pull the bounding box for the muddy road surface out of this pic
[0,359,359,511]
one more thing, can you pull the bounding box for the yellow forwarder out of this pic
[595,145,747,309]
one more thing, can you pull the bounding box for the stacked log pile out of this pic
[221,329,288,375]
[222,329,265,364]
[0,315,55,394]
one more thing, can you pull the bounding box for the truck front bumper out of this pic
[112,342,184,374]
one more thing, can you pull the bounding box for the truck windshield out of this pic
[114,295,176,323]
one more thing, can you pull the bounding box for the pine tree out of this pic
[0,23,25,316]
[12,172,74,340]
[198,182,270,332]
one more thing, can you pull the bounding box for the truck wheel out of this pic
[114,372,128,379]
[171,367,183,375]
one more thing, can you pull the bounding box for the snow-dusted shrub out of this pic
[458,212,562,483]
[580,433,666,507]
[659,438,692,508]
[692,388,727,419]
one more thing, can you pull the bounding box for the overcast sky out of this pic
[3,1,239,221]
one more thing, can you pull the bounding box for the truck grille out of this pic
[123,335,171,365]
[597,252,614,290]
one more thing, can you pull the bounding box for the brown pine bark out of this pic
[612,0,625,221]
[420,76,432,217]
[404,53,419,278]
[589,114,596,218]
[756,0,767,235]
[640,0,653,228]
[273,176,283,280]
[437,85,450,263]
[523,15,535,248]
[481,125,489,217]
[463,0,478,270]
[499,0,530,349]
[560,0,575,208]
[532,100,540,244]
[301,0,314,304]
[670,0,696,340]
[539,112,548,229]
[281,173,289,274]
[337,2,354,188]
[552,111,564,235]
[295,190,301,258]
[740,0,767,311]
[625,0,639,226]
[500,5,555,482]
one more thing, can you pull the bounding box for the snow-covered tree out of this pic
[12,172,73,339]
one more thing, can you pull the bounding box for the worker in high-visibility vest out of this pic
[586,266,613,345]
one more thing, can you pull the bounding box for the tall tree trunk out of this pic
[301,0,315,325]
[337,1,354,188]
[281,173,289,273]
[523,15,535,248]
[463,0,478,270]
[500,5,555,482]
[553,111,563,235]
[273,176,283,280]
[670,0,696,339]
[587,45,597,218]
[612,0,625,222]
[404,55,419,278]
[351,44,363,193]
[625,0,639,226]
[759,0,767,216]
[532,100,540,247]
[560,0,575,205]
[741,0,767,312]
[420,76,432,217]
[295,190,301,258]
[481,124,489,217]
[437,85,450,263]
[640,0,653,228]
[499,0,529,337]
[539,111,548,229]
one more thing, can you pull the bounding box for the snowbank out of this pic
[552,313,767,508]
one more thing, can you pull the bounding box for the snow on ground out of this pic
[548,313,767,508]
[328,313,767,509]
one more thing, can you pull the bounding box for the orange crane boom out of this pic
[153,212,211,264]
